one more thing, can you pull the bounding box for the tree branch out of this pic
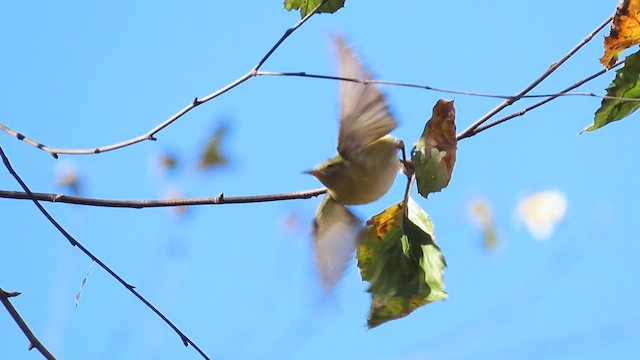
[0,188,327,209]
[460,60,624,139]
[0,56,624,212]
[0,1,326,158]
[456,15,614,139]
[0,288,56,360]
[256,70,522,99]
[257,70,640,102]
[0,147,210,360]
[0,12,624,159]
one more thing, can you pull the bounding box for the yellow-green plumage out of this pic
[311,134,399,205]
[309,36,401,289]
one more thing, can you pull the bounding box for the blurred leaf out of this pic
[468,199,498,251]
[481,226,498,251]
[600,0,640,68]
[56,163,82,196]
[158,152,179,171]
[517,190,567,241]
[199,124,228,170]
[165,189,189,215]
[313,196,362,289]
[357,198,446,328]
[281,211,304,236]
[284,0,345,18]
[585,49,640,132]
[412,99,457,198]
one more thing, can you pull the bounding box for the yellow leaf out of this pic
[601,0,640,68]
[369,202,404,238]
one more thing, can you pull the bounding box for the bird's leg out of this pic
[396,139,414,177]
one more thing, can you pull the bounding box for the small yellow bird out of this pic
[308,36,402,289]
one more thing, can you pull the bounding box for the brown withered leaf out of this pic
[601,0,640,68]
[411,99,457,198]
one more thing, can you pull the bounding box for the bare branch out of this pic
[257,70,640,102]
[0,147,210,360]
[0,1,327,158]
[0,188,327,209]
[456,15,614,139]
[461,60,624,139]
[257,70,522,99]
[0,288,56,360]
[0,11,622,159]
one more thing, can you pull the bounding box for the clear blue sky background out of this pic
[1,1,638,359]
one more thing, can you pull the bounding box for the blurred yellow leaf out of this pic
[55,161,82,196]
[517,190,567,240]
[468,199,498,251]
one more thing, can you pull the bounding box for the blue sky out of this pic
[2,1,638,359]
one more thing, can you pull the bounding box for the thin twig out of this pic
[0,1,327,158]
[256,71,519,99]
[403,175,416,218]
[0,288,56,360]
[456,15,614,139]
[463,60,624,138]
[257,70,640,102]
[0,188,327,209]
[0,147,210,360]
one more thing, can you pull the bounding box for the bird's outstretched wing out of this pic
[335,36,397,157]
[313,195,362,289]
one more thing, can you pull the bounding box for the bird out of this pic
[307,35,402,289]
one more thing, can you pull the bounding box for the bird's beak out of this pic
[304,169,321,178]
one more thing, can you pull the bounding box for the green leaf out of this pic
[412,99,457,198]
[284,0,345,18]
[356,198,447,328]
[585,49,640,132]
[199,123,228,170]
